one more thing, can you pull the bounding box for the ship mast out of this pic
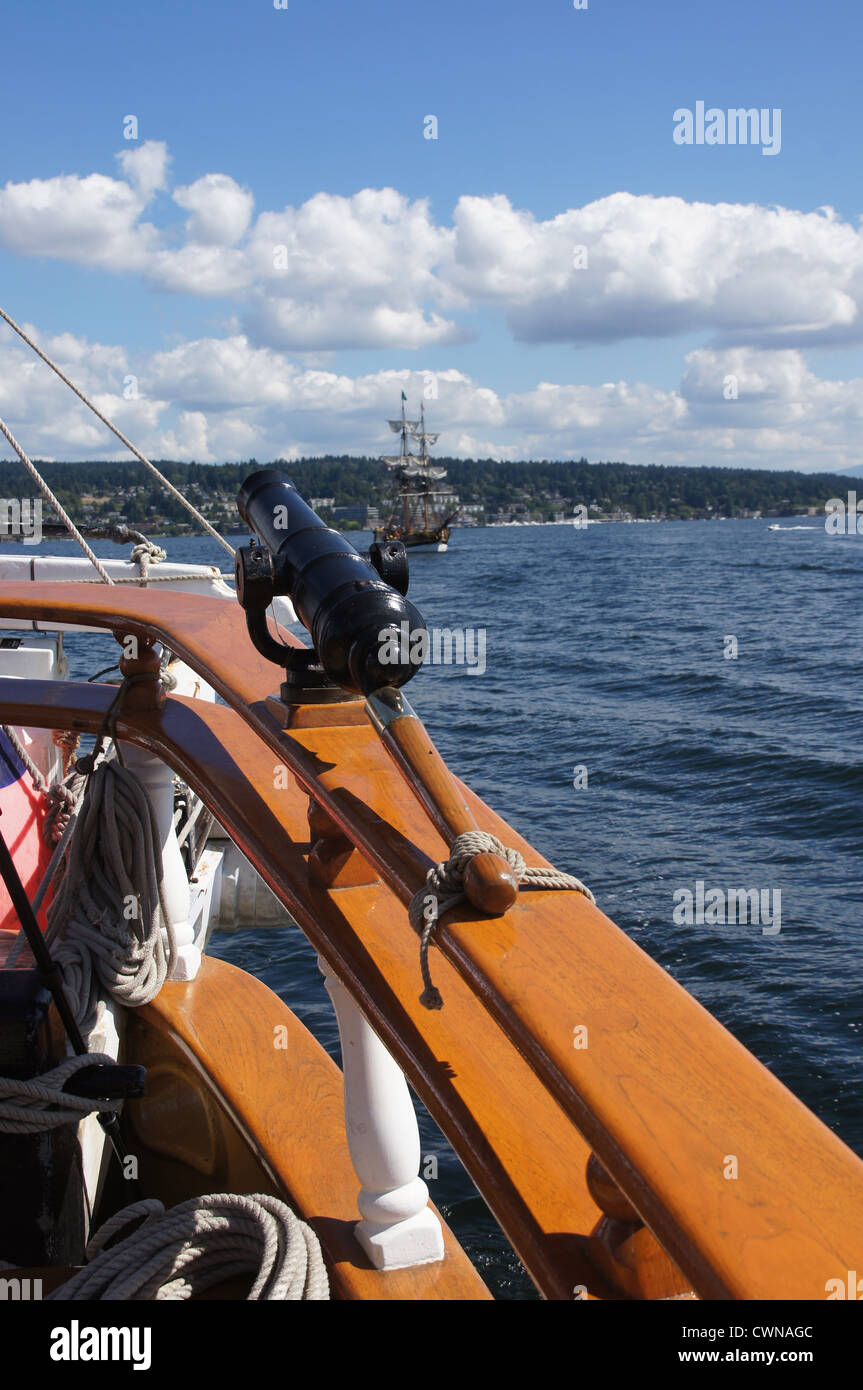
[377,394,452,545]
[415,402,430,531]
[398,394,411,531]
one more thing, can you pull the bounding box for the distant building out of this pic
[333,504,376,525]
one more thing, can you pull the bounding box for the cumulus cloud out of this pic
[3,146,863,470]
[238,188,463,348]
[4,145,863,356]
[449,192,863,349]
[0,143,167,270]
[116,142,170,200]
[1,324,862,471]
[172,173,254,246]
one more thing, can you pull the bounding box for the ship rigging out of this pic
[374,396,457,551]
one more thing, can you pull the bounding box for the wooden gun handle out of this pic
[366,688,519,916]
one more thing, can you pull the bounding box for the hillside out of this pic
[0,456,855,533]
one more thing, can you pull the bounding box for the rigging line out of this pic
[0,305,235,559]
[0,414,113,584]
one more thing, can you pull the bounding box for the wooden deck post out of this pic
[318,957,445,1270]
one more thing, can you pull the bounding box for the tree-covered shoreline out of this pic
[0,455,856,534]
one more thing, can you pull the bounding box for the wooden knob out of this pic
[586,1152,641,1225]
[463,853,519,915]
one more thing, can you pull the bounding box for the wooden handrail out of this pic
[0,586,861,1299]
[0,677,616,1298]
[366,687,519,915]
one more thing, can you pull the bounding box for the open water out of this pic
[53,518,863,1299]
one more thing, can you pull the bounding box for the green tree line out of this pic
[0,455,855,530]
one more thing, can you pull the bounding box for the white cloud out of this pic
[1,326,862,472]
[449,192,863,349]
[244,298,465,351]
[238,189,463,348]
[3,147,863,471]
[0,142,167,270]
[0,321,168,460]
[116,142,170,200]
[173,173,254,246]
[5,147,863,357]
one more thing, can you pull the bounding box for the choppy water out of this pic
[47,518,863,1299]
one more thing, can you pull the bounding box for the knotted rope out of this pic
[408,830,595,1009]
[47,1193,330,1301]
[0,1053,118,1134]
[130,539,167,585]
[0,725,83,846]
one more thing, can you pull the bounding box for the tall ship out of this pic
[374,394,457,551]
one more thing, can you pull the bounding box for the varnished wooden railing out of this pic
[0,584,861,1300]
[0,676,614,1298]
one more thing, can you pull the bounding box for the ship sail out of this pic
[408,425,439,447]
[374,398,458,551]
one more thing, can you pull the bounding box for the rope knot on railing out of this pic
[44,780,80,845]
[130,540,167,585]
[408,831,595,1011]
[0,1053,119,1134]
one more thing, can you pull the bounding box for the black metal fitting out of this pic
[235,470,427,697]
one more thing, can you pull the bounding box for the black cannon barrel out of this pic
[237,469,427,695]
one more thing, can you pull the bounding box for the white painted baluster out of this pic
[119,741,200,981]
[319,957,445,1269]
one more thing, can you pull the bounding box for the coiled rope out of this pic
[47,1193,330,1301]
[47,760,177,1035]
[408,830,595,1009]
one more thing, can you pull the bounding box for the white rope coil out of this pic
[408,830,595,1009]
[0,1053,118,1134]
[47,1193,330,1300]
[47,761,177,1033]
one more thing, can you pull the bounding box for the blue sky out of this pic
[1,0,861,468]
